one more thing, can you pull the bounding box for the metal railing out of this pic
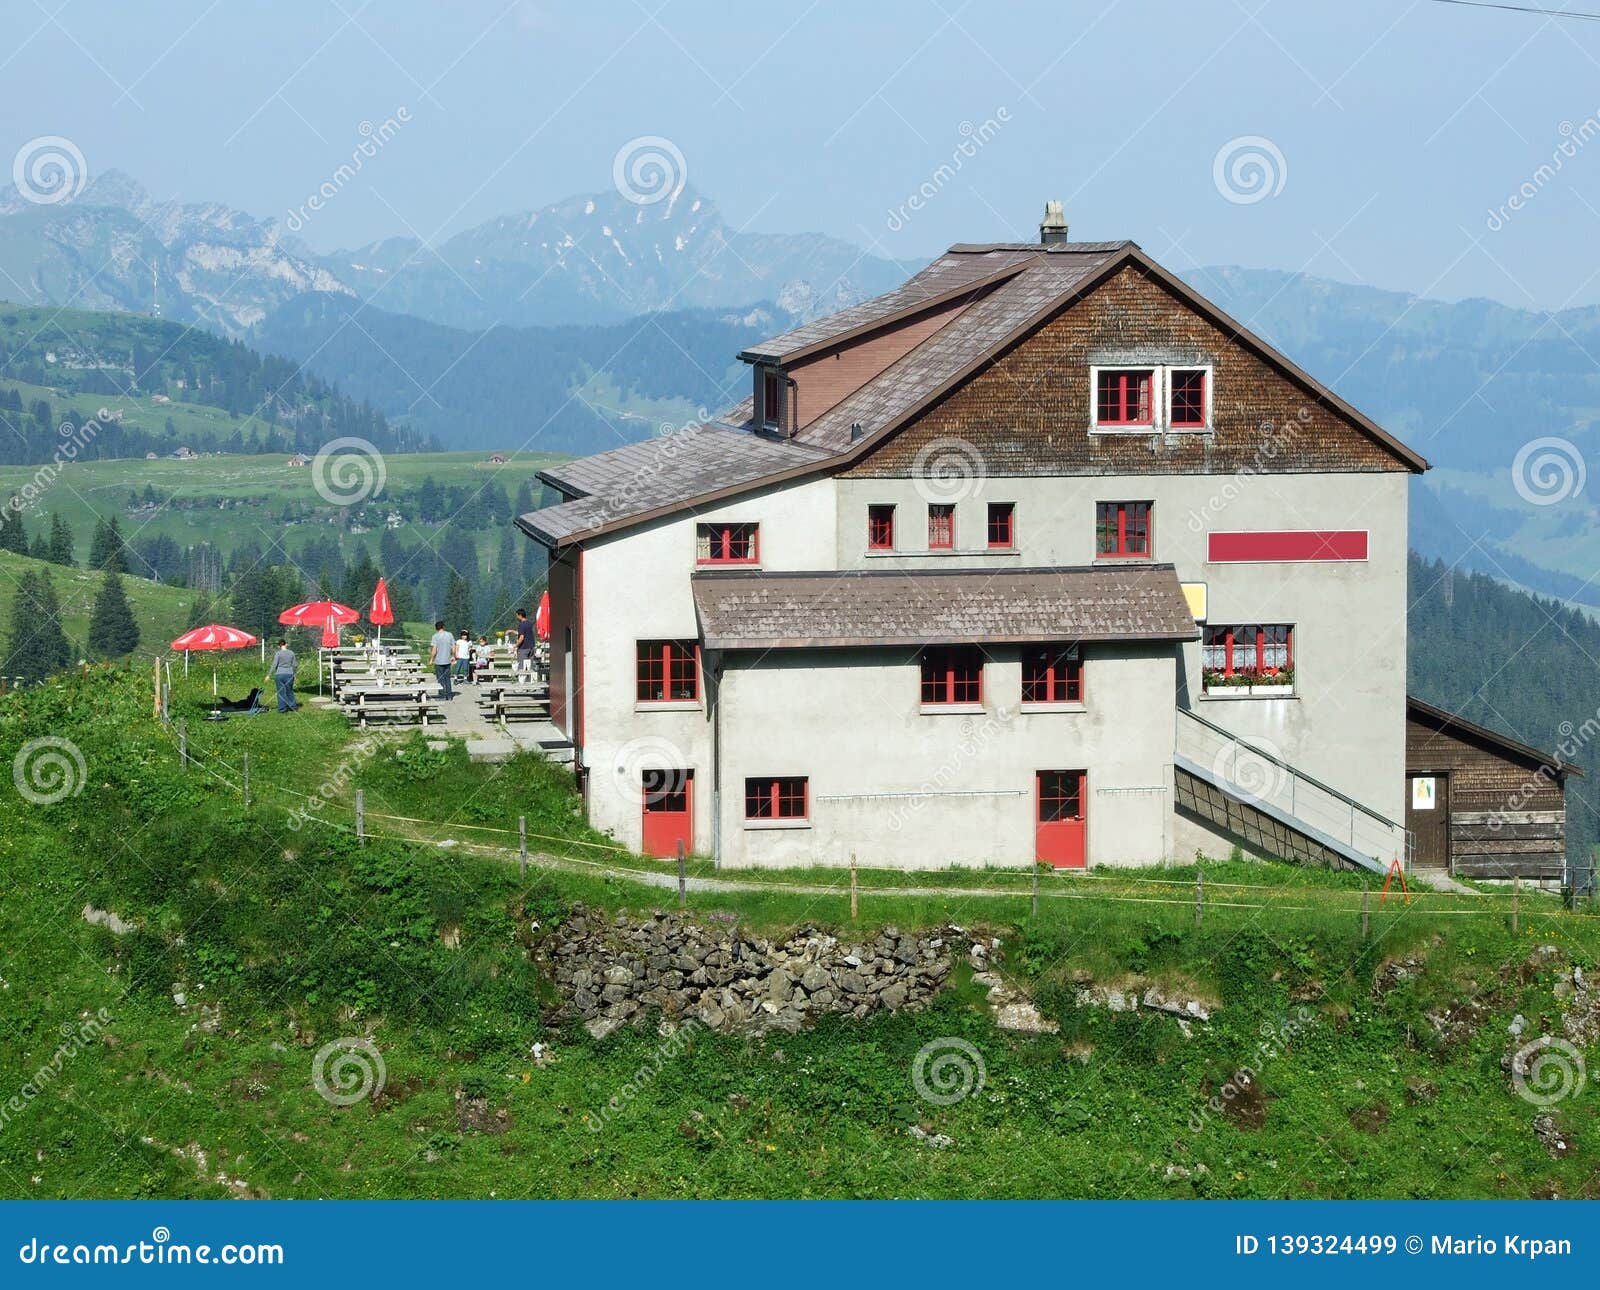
[1175,708,1407,870]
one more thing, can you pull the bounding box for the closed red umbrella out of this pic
[368,577,394,647]
[535,590,550,641]
[171,623,258,699]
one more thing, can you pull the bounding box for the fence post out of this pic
[356,789,365,845]
[1031,860,1039,919]
[850,855,859,921]
[676,839,687,907]
[519,815,528,879]
[1194,870,1204,929]
[152,656,161,719]
[243,751,250,809]
[1360,885,1371,942]
[178,719,188,770]
[1512,874,1521,936]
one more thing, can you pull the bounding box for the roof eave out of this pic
[704,628,1200,651]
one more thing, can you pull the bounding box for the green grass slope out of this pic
[0,549,198,665]
[0,664,1596,1199]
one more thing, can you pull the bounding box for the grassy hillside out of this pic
[0,549,197,665]
[1,662,1595,1199]
[0,450,562,569]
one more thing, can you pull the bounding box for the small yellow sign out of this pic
[1181,582,1207,623]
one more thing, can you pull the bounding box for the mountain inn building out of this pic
[515,206,1570,879]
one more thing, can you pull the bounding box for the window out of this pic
[1202,624,1294,693]
[920,646,983,706]
[1095,501,1152,558]
[696,521,759,565]
[745,776,809,822]
[1022,647,1083,704]
[928,503,955,550]
[762,370,782,428]
[987,502,1015,549]
[868,504,896,550]
[1169,367,1208,429]
[636,640,700,703]
[1095,368,1154,427]
[1037,769,1084,822]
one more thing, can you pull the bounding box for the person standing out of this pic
[514,607,535,679]
[454,629,472,684]
[266,638,299,713]
[429,620,455,700]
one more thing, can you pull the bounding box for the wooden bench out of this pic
[491,694,552,724]
[340,697,443,727]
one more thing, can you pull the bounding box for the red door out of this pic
[1036,770,1087,868]
[641,769,693,858]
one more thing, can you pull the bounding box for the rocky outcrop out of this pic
[543,905,957,1037]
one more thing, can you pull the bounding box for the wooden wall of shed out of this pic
[1406,713,1566,880]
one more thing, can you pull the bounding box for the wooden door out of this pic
[1406,773,1450,868]
[1036,769,1087,868]
[642,768,693,858]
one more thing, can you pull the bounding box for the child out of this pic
[454,629,472,683]
[472,635,492,683]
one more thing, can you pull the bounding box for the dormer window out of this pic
[761,369,782,429]
[1091,364,1213,432]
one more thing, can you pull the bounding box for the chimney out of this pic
[1039,200,1068,245]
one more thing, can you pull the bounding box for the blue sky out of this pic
[7,0,1600,308]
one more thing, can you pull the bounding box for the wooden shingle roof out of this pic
[692,564,1201,651]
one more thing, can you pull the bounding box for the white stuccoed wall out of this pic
[832,470,1410,828]
[713,643,1178,869]
[576,476,838,853]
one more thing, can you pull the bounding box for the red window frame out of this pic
[987,502,1015,549]
[762,370,781,428]
[1095,501,1153,558]
[868,504,896,551]
[1169,368,1207,428]
[1022,647,1083,704]
[744,776,809,821]
[1202,624,1294,686]
[1095,368,1154,427]
[696,521,759,565]
[928,503,955,550]
[636,640,700,703]
[920,646,983,706]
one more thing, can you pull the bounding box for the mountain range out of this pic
[4,168,1600,607]
[0,171,911,334]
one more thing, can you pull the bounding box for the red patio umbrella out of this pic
[368,577,394,647]
[279,599,359,649]
[535,590,551,641]
[171,623,258,699]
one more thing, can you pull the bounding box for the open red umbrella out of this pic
[279,599,359,649]
[535,590,551,641]
[368,577,394,647]
[171,623,258,698]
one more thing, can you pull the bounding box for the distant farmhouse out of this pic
[487,452,509,465]
[286,453,311,467]
[516,204,1572,883]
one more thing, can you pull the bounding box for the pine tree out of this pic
[5,570,73,683]
[45,513,74,567]
[28,531,48,561]
[88,570,141,658]
[87,516,128,573]
[441,573,473,633]
[0,503,26,554]
[186,591,214,630]
[488,585,513,638]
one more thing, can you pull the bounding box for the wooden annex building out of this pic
[1404,696,1580,884]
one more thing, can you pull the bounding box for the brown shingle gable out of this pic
[845,261,1423,478]
[692,563,1201,650]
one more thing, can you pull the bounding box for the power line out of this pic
[1425,0,1600,21]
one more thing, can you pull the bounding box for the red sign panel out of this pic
[1207,530,1368,563]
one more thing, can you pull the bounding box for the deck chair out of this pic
[215,687,264,714]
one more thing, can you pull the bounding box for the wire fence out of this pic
[147,712,1600,938]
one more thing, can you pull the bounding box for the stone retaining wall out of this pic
[542,904,959,1037]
